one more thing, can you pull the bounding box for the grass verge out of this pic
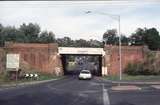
[104,74,160,81]
[0,72,62,86]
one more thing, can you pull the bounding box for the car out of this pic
[78,70,92,80]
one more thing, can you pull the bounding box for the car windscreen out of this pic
[81,71,90,74]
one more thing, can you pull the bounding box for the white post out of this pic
[85,11,122,79]
[118,15,122,81]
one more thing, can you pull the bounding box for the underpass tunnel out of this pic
[61,54,102,76]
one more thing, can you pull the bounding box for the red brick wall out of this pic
[0,48,5,73]
[105,45,145,75]
[4,42,63,75]
[1,42,147,76]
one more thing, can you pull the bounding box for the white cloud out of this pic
[0,1,160,40]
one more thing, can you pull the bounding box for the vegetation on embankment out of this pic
[0,72,61,86]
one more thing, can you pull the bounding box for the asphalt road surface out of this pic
[0,76,160,105]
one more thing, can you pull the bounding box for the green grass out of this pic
[0,72,62,86]
[104,74,160,81]
[37,73,61,81]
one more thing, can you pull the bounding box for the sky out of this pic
[0,1,160,41]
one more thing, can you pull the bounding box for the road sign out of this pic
[6,54,20,70]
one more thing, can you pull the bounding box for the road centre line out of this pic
[102,83,110,105]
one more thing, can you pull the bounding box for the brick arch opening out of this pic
[61,54,102,76]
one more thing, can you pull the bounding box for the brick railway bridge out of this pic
[0,42,146,76]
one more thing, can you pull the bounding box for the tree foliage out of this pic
[103,29,118,45]
[0,25,26,46]
[19,23,40,43]
[103,28,160,50]
[0,23,55,46]
[56,37,74,47]
[1,22,160,50]
[103,29,130,46]
[121,35,130,45]
[130,28,160,50]
[130,28,146,45]
[56,37,102,47]
[144,28,160,50]
[0,21,102,47]
[38,31,55,43]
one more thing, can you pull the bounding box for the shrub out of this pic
[125,51,160,76]
[124,62,143,75]
[125,61,160,75]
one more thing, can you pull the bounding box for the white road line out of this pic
[102,84,110,105]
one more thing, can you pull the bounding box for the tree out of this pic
[56,37,74,47]
[38,31,55,43]
[0,26,26,44]
[0,24,4,46]
[144,28,160,50]
[0,24,3,32]
[0,24,27,46]
[103,29,118,45]
[48,31,56,43]
[121,35,130,45]
[19,23,40,43]
[75,39,91,47]
[0,23,57,45]
[130,27,160,50]
[130,28,146,45]
[88,39,103,47]
[56,37,102,47]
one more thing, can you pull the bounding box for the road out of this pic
[0,76,160,105]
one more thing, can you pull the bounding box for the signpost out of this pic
[6,54,20,86]
[6,54,20,69]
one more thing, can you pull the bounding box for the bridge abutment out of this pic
[0,42,146,76]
